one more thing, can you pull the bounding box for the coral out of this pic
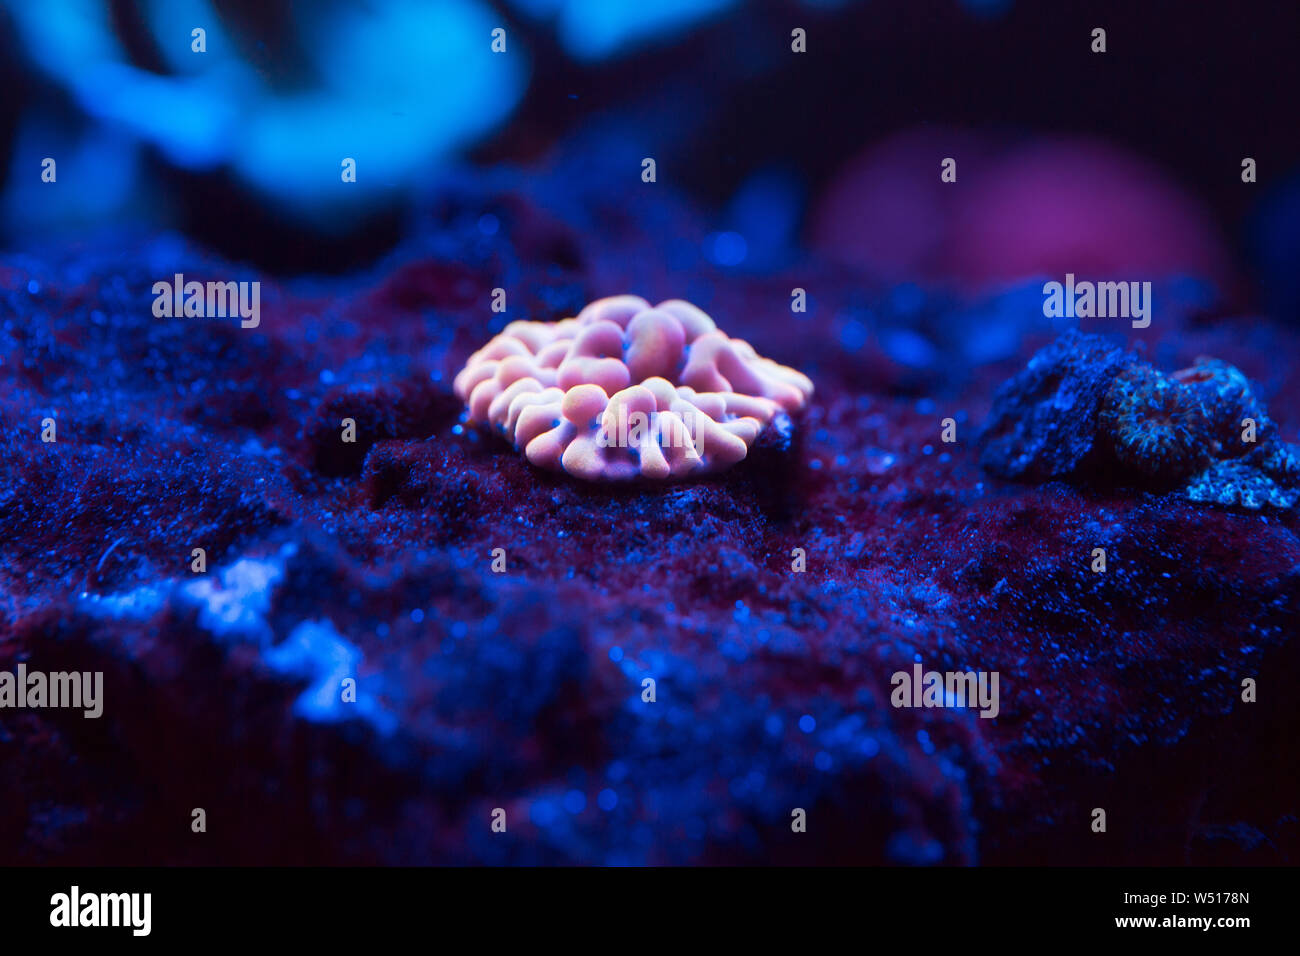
[1172,357,1274,455]
[1099,356,1296,500]
[2,0,527,220]
[1099,365,1212,481]
[984,333,1300,510]
[1257,439,1300,482]
[812,131,1232,290]
[1185,442,1300,510]
[979,329,1134,481]
[453,295,813,480]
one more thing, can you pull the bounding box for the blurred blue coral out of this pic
[508,0,738,61]
[2,0,527,232]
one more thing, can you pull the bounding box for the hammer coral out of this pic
[453,295,813,480]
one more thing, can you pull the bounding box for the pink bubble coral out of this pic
[453,295,814,481]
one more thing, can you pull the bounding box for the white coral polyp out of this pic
[453,295,814,481]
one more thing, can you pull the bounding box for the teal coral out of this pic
[1099,365,1211,481]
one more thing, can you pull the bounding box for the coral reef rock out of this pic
[979,329,1132,481]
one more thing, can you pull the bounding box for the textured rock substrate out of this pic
[1,165,1297,864]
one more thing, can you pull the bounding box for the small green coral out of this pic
[1099,365,1211,481]
[1097,355,1298,509]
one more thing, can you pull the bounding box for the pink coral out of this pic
[453,295,814,481]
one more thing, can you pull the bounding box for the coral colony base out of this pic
[453,295,814,480]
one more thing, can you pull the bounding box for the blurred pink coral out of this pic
[453,295,813,481]
[812,129,1231,293]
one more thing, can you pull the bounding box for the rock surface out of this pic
[1,157,1297,865]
